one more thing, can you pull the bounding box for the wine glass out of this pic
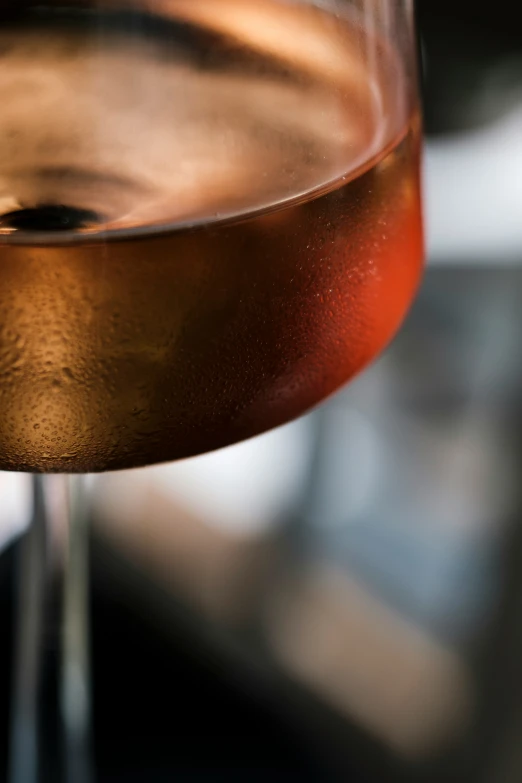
[0,0,423,780]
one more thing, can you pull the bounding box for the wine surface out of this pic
[0,0,423,472]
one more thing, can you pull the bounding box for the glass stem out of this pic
[62,476,92,783]
[9,475,92,783]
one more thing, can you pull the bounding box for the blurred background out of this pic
[2,0,522,780]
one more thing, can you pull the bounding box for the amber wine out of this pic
[0,0,423,472]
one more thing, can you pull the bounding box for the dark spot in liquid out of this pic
[0,204,102,232]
